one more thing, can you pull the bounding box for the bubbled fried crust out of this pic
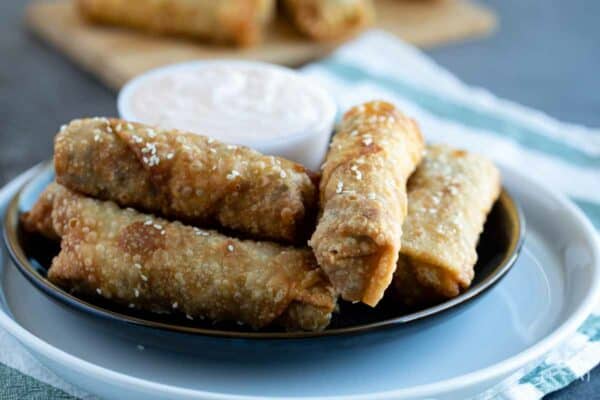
[284,0,375,40]
[32,184,335,331]
[392,145,501,306]
[310,101,424,307]
[77,0,275,47]
[54,118,317,244]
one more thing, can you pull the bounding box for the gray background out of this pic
[0,0,598,398]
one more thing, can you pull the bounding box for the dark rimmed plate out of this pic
[2,163,524,341]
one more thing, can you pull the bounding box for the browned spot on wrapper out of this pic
[118,221,165,256]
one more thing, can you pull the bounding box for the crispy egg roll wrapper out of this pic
[54,118,317,244]
[77,0,275,46]
[393,145,501,307]
[23,184,336,331]
[310,101,424,306]
[284,0,374,40]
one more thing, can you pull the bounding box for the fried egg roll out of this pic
[310,101,424,306]
[393,145,501,307]
[23,184,336,331]
[77,0,275,46]
[283,0,374,41]
[54,118,317,244]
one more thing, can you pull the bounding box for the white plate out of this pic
[0,165,599,400]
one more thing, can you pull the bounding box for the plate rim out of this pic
[2,162,524,340]
[0,163,598,400]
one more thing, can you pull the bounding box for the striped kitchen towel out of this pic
[301,30,600,400]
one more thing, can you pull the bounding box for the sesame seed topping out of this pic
[172,302,178,309]
[146,128,156,137]
[186,314,194,320]
[137,344,144,351]
[166,152,174,159]
[153,224,162,230]
[134,289,140,298]
[141,274,148,282]
[133,263,142,270]
[368,192,377,200]
[60,124,67,132]
[279,170,287,178]
[144,220,153,226]
[94,134,101,142]
[96,288,102,295]
[207,138,214,144]
[194,228,209,236]
[115,123,122,131]
[336,181,344,194]
[227,244,235,252]
[350,165,362,180]
[160,230,166,235]
[227,145,237,150]
[226,170,240,180]
[126,123,133,130]
[362,136,373,146]
[209,148,216,154]
[128,303,135,308]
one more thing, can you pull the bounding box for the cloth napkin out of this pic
[1,30,599,400]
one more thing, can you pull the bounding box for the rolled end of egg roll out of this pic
[310,101,424,307]
[77,0,276,46]
[53,118,317,244]
[23,184,336,332]
[392,145,501,307]
[284,0,375,41]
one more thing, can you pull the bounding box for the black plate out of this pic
[3,164,524,340]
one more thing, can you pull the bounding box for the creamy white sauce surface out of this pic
[127,63,331,143]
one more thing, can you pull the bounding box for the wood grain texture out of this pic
[25,0,496,90]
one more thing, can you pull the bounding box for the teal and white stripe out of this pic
[302,30,600,399]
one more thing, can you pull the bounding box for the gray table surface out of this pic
[0,0,598,398]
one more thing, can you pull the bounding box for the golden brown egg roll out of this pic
[393,145,501,307]
[283,0,374,41]
[310,101,424,307]
[54,118,317,244]
[77,0,275,46]
[22,184,336,331]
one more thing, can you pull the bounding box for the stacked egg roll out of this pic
[22,184,336,331]
[310,101,424,307]
[77,0,275,46]
[283,0,375,40]
[54,118,317,244]
[393,145,501,306]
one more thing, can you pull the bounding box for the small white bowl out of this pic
[117,60,337,171]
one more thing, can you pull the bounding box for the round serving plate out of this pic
[2,163,522,342]
[0,164,598,400]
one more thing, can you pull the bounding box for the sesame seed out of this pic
[146,128,156,137]
[133,263,142,269]
[186,314,194,320]
[132,135,143,144]
[194,228,209,236]
[137,344,145,351]
[153,224,162,230]
[209,148,216,154]
[126,123,133,130]
[336,181,344,194]
[60,124,67,132]
[362,136,373,146]
[144,220,153,226]
[160,230,166,235]
[236,321,244,326]
[172,302,178,309]
[94,134,101,142]
[115,123,122,131]
[280,170,287,178]
[349,130,358,136]
[128,303,135,308]
[141,274,148,282]
[96,288,102,295]
[166,152,174,159]
[226,170,240,180]
[368,192,377,200]
[227,244,235,252]
[207,138,214,144]
[134,288,139,297]
[227,145,237,150]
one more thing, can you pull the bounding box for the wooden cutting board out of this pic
[26,0,496,90]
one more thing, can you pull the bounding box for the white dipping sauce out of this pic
[118,61,336,171]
